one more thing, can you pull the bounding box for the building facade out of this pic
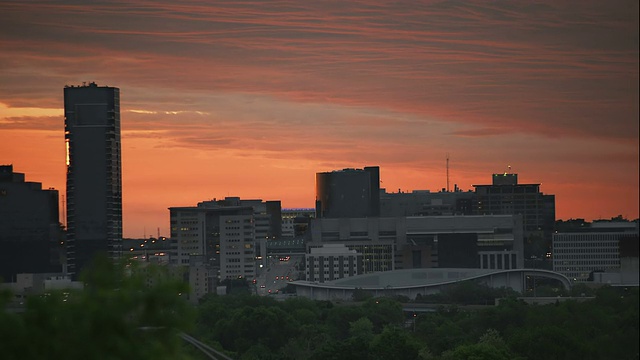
[307,214,524,276]
[472,172,555,267]
[380,189,474,217]
[305,244,362,282]
[316,166,380,218]
[64,82,123,279]
[553,220,639,282]
[219,214,256,280]
[0,165,63,282]
[169,197,282,300]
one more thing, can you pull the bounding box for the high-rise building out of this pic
[0,165,63,282]
[316,166,380,218]
[64,82,122,279]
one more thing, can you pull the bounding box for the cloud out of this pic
[0,0,636,144]
[0,0,637,235]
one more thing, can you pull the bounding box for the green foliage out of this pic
[440,329,523,360]
[352,287,373,301]
[370,326,422,360]
[190,284,638,360]
[220,278,252,295]
[0,256,194,360]
[362,297,405,331]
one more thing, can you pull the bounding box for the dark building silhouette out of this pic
[315,166,380,218]
[0,165,63,282]
[473,172,555,268]
[64,82,122,279]
[380,188,474,217]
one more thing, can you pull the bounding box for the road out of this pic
[254,255,303,296]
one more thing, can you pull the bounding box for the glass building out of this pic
[64,82,122,279]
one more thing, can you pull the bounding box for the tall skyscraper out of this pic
[64,82,122,279]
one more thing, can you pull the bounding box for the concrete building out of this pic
[0,165,63,282]
[219,214,256,280]
[188,256,213,303]
[169,203,253,267]
[553,220,639,283]
[316,166,380,218]
[473,172,555,267]
[169,197,282,300]
[64,82,122,279]
[305,244,362,282]
[307,214,524,276]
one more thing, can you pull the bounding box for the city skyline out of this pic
[0,1,638,238]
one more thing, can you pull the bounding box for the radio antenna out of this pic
[446,153,450,192]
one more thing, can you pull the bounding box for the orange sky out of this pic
[1,1,638,238]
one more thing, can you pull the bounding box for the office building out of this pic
[307,214,524,275]
[0,165,63,282]
[316,166,380,218]
[305,244,362,283]
[473,172,555,267]
[553,220,639,283]
[64,82,123,279]
[169,197,282,300]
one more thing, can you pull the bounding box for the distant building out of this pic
[0,165,63,282]
[305,244,363,282]
[473,172,555,267]
[380,188,474,217]
[307,214,524,276]
[316,166,380,218]
[281,208,315,239]
[0,272,83,305]
[169,197,282,300]
[188,256,212,303]
[64,82,123,279]
[124,237,176,265]
[293,268,571,302]
[553,220,639,283]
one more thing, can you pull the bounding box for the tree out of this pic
[0,256,194,360]
[370,326,422,360]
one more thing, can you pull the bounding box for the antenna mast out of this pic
[446,153,450,192]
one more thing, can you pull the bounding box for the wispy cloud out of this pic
[0,0,637,235]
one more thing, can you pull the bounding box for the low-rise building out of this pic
[305,244,362,282]
[553,220,639,283]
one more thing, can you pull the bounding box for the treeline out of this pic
[194,285,639,360]
[1,259,638,360]
[0,258,195,360]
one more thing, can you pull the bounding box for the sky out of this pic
[0,0,638,238]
